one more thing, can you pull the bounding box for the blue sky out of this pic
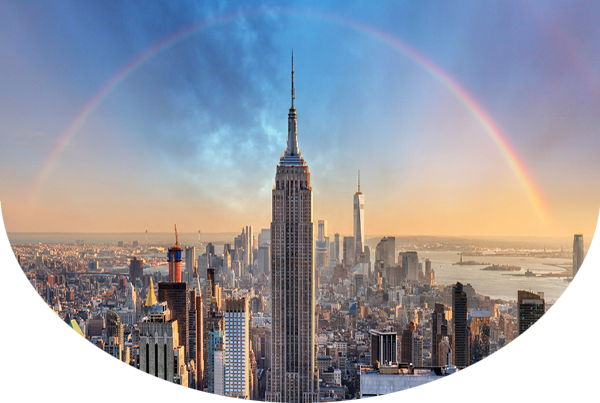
[1,1,599,237]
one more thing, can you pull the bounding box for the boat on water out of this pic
[481,264,521,271]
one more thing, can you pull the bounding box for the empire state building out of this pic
[266,55,319,403]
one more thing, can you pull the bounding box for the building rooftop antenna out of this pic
[291,49,295,109]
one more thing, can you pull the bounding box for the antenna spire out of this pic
[291,49,295,108]
[174,224,178,246]
[358,169,361,192]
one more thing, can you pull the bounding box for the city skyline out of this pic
[1,2,599,238]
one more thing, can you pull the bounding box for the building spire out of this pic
[280,50,303,166]
[358,169,361,193]
[291,49,295,109]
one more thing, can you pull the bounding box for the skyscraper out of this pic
[386,236,396,268]
[402,251,419,282]
[431,303,448,367]
[317,220,327,242]
[207,325,225,393]
[452,282,469,368]
[224,298,250,399]
[343,236,355,268]
[129,257,144,285]
[400,322,415,364]
[354,169,365,262]
[257,244,271,276]
[470,309,490,365]
[370,329,397,366]
[106,310,123,359]
[185,246,196,284]
[573,234,584,278]
[316,220,329,269]
[375,237,395,270]
[158,282,190,364]
[517,290,545,335]
[139,302,189,386]
[245,226,254,268]
[168,229,183,283]
[267,54,318,403]
[189,288,203,389]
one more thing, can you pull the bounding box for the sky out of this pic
[0,0,599,238]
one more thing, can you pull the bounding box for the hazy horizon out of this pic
[7,230,580,249]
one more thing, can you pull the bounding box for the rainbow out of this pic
[28,8,546,220]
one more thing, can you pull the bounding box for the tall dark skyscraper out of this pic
[573,234,584,278]
[517,290,545,335]
[431,303,448,367]
[129,257,144,285]
[452,282,469,368]
[400,322,415,364]
[158,282,190,364]
[266,54,318,403]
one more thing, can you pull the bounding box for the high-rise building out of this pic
[105,336,122,361]
[364,245,371,270]
[517,290,545,335]
[452,282,469,368]
[206,242,215,256]
[354,169,365,262]
[129,257,144,285]
[375,237,392,271]
[431,303,448,367]
[203,267,216,376]
[204,294,224,390]
[258,229,271,247]
[158,282,190,364]
[267,55,318,403]
[411,333,423,366]
[343,236,356,268]
[139,302,188,386]
[400,322,415,364]
[257,244,271,276]
[189,288,203,389]
[224,298,251,399]
[185,247,196,284]
[317,220,328,242]
[386,237,396,268]
[214,346,225,396]
[425,258,435,286]
[168,234,183,283]
[316,243,329,269]
[316,220,329,269]
[244,226,253,268]
[470,309,490,365]
[106,310,123,359]
[402,252,419,282]
[573,234,584,278]
[370,330,397,366]
[207,327,225,393]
